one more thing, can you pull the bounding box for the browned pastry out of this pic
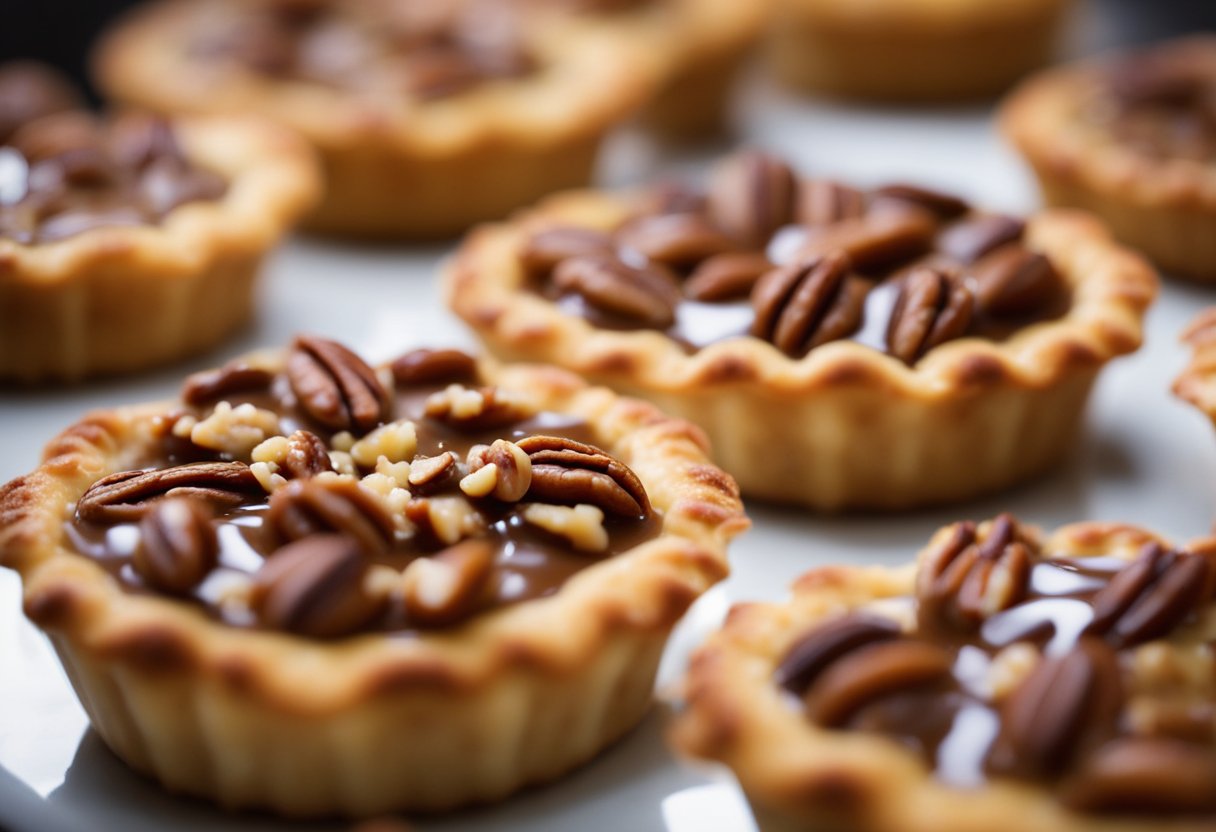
[1002,36,1216,281]
[0,336,746,815]
[445,149,1157,510]
[672,514,1216,831]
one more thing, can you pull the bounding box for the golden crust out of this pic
[1173,308,1216,424]
[670,520,1216,832]
[1000,36,1216,281]
[0,116,319,381]
[769,0,1072,101]
[0,352,747,815]
[444,189,1157,509]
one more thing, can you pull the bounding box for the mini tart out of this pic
[0,337,746,816]
[769,0,1072,102]
[1001,37,1216,281]
[672,514,1216,832]
[0,112,318,382]
[444,152,1157,510]
[93,0,657,239]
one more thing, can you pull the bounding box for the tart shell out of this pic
[0,358,747,816]
[0,117,318,382]
[444,191,1157,510]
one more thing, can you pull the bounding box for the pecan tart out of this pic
[0,335,746,815]
[93,0,658,239]
[769,0,1073,102]
[445,150,1157,510]
[672,513,1216,831]
[0,81,318,382]
[1001,36,1216,281]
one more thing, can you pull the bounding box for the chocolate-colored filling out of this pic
[776,515,1216,817]
[65,342,660,637]
[0,109,227,244]
[190,0,537,100]
[522,153,1070,363]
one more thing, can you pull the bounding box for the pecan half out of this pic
[684,252,773,302]
[280,430,335,479]
[987,637,1123,780]
[516,435,650,518]
[465,439,532,502]
[266,478,396,554]
[132,498,218,594]
[794,209,937,273]
[803,639,954,728]
[615,213,735,270]
[969,245,1063,318]
[181,360,274,407]
[401,539,495,627]
[874,183,969,218]
[1062,738,1216,815]
[286,335,389,435]
[76,462,261,523]
[885,267,975,364]
[1085,542,1211,648]
[254,534,385,638]
[796,179,866,227]
[552,254,680,328]
[519,226,613,278]
[775,614,903,694]
[938,214,1025,264]
[389,348,478,387]
[750,252,868,356]
[706,150,797,246]
[916,514,1031,632]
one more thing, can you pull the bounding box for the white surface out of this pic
[3,5,1216,830]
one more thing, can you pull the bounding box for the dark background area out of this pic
[1,0,1214,101]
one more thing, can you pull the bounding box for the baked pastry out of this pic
[672,513,1216,831]
[0,335,746,815]
[1173,308,1216,424]
[445,149,1157,510]
[769,0,1073,102]
[0,94,318,382]
[93,0,660,239]
[1001,36,1216,281]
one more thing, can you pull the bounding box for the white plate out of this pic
[3,6,1214,830]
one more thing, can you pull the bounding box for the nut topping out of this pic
[803,639,954,727]
[253,534,385,638]
[132,498,218,594]
[706,150,797,247]
[516,435,650,518]
[552,254,680,328]
[389,348,478,387]
[795,209,937,272]
[615,213,735,269]
[938,215,1025,264]
[280,429,335,479]
[684,252,773,302]
[916,514,1031,631]
[776,614,903,694]
[423,384,537,431]
[286,334,389,435]
[969,245,1063,318]
[750,252,868,356]
[885,267,975,364]
[77,462,261,523]
[796,179,866,227]
[519,226,614,279]
[874,183,969,218]
[1085,543,1211,648]
[400,539,495,627]
[407,452,458,492]
[181,360,274,406]
[267,478,396,554]
[465,439,532,502]
[1062,738,1216,815]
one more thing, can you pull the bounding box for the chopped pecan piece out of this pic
[938,214,1025,264]
[516,435,650,518]
[280,430,335,479]
[404,495,484,547]
[615,213,736,269]
[874,183,969,218]
[132,498,218,594]
[685,252,773,302]
[408,452,458,492]
[76,462,261,523]
[401,539,495,627]
[987,637,1123,780]
[885,267,975,364]
[916,514,1031,631]
[518,226,614,279]
[286,334,389,436]
[389,348,478,387]
[803,640,954,727]
[254,534,385,638]
[796,179,866,227]
[552,254,680,328]
[423,384,537,431]
[181,360,275,407]
[776,614,903,694]
[267,478,396,554]
[706,150,797,246]
[1062,738,1216,815]
[969,245,1063,318]
[464,439,532,502]
[750,252,869,356]
[1085,542,1211,648]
